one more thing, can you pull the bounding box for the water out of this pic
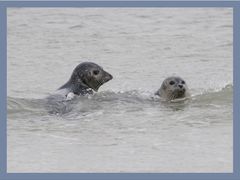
[7,8,233,172]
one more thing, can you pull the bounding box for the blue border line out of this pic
[0,4,6,174]
[1,173,237,180]
[233,4,240,177]
[0,1,238,7]
[1,1,239,180]
[2,173,239,180]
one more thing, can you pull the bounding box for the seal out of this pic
[58,62,113,97]
[155,76,190,101]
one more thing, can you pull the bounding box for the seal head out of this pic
[155,76,190,101]
[59,62,113,96]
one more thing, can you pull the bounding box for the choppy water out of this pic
[7,8,233,172]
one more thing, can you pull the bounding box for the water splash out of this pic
[7,83,232,117]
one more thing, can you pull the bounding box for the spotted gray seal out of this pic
[155,76,190,101]
[58,62,113,97]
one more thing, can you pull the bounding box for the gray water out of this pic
[7,8,233,172]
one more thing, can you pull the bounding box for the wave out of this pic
[7,84,233,116]
[191,84,232,104]
[7,97,47,117]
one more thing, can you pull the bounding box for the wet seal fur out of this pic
[58,62,113,97]
[46,62,112,114]
[155,76,190,101]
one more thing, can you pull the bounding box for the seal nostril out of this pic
[178,85,183,88]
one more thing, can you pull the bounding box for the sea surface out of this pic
[7,8,233,172]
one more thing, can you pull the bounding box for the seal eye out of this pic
[182,81,185,84]
[169,81,175,85]
[93,70,99,75]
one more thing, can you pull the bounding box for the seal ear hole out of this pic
[93,70,100,75]
[87,71,92,77]
[169,81,175,85]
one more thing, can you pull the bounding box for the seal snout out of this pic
[178,85,185,92]
[177,82,186,94]
[176,83,186,96]
[103,71,113,82]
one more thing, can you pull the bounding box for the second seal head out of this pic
[155,76,190,101]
